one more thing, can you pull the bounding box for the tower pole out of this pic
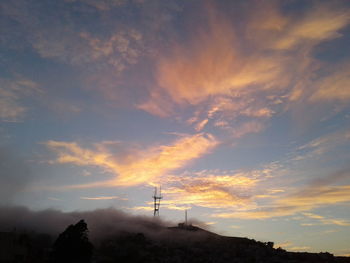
[153,186,162,216]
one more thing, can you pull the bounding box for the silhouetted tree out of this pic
[52,219,93,263]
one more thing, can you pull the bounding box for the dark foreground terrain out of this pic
[94,224,350,263]
[1,222,349,263]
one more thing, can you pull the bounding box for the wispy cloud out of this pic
[79,30,144,73]
[160,171,257,210]
[3,0,349,138]
[294,129,350,161]
[214,169,350,219]
[275,241,311,252]
[137,1,350,140]
[80,195,127,200]
[288,246,311,252]
[1,0,146,76]
[129,206,154,211]
[0,77,40,122]
[65,0,125,11]
[139,166,278,211]
[45,133,218,187]
[273,4,349,50]
[302,212,350,226]
[274,241,312,252]
[1,0,183,114]
[137,4,292,131]
[309,64,350,103]
[275,241,293,249]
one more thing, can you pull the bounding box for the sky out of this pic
[1,0,350,256]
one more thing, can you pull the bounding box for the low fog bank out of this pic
[0,206,176,242]
[0,206,215,245]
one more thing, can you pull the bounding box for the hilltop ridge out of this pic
[0,206,349,263]
[95,223,350,263]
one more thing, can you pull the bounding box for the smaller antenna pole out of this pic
[185,210,188,225]
[153,187,157,216]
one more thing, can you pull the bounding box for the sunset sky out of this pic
[1,0,350,256]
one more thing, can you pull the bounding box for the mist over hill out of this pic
[0,206,349,263]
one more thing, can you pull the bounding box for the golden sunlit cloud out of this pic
[154,18,288,104]
[45,133,218,187]
[289,246,311,252]
[130,163,282,212]
[274,241,293,249]
[137,2,350,139]
[143,168,277,211]
[274,5,350,50]
[302,212,350,226]
[129,206,154,211]
[213,169,350,219]
[137,3,292,131]
[272,242,311,253]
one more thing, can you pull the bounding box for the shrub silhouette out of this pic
[52,219,93,263]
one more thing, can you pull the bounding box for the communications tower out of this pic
[153,186,162,216]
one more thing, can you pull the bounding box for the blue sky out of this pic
[1,0,350,256]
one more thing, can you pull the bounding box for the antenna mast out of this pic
[153,186,162,216]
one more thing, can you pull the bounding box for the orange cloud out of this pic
[288,246,311,252]
[45,133,218,187]
[138,2,350,139]
[146,169,274,211]
[302,212,350,226]
[278,185,350,210]
[274,5,350,50]
[129,206,154,211]
[137,3,293,129]
[194,119,209,132]
[214,169,350,219]
[155,30,287,106]
[310,64,350,102]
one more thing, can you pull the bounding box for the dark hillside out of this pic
[94,224,350,263]
[0,207,349,263]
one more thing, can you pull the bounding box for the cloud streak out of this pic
[294,129,350,161]
[132,167,278,211]
[302,212,350,226]
[214,169,350,219]
[273,4,349,50]
[45,133,218,187]
[0,77,40,122]
[80,196,127,200]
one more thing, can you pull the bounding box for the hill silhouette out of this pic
[0,206,349,263]
[94,223,350,263]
